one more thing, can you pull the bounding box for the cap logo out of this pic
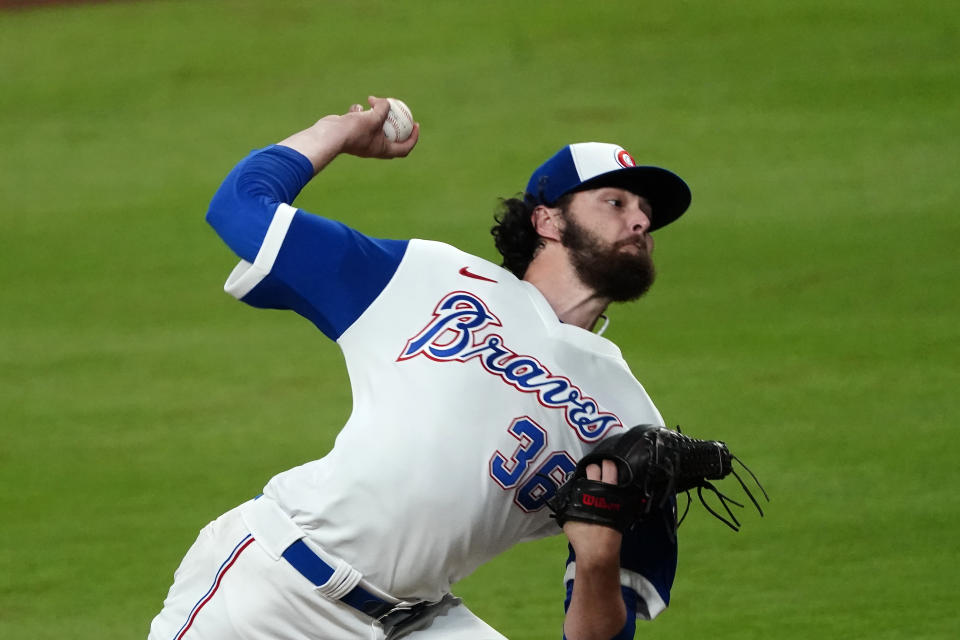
[616,149,636,168]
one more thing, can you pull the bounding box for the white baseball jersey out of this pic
[205,144,677,620]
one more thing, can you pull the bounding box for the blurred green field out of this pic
[1,0,958,638]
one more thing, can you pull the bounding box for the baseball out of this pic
[382,98,414,143]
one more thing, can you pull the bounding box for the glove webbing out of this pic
[665,427,769,532]
[677,454,769,532]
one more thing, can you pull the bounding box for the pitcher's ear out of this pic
[531,204,563,242]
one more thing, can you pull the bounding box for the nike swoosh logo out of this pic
[458,266,498,283]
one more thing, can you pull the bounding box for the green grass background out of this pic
[1,0,958,638]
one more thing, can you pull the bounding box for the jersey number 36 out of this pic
[489,416,576,512]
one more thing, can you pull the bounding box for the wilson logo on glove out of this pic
[581,494,621,511]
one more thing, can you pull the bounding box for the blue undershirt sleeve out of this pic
[207,145,315,263]
[206,145,409,339]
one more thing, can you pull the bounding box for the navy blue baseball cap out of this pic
[525,142,691,231]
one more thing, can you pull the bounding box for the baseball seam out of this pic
[395,102,412,122]
[385,112,404,142]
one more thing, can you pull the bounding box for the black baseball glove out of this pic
[547,425,768,533]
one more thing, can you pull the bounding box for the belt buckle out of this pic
[376,601,429,628]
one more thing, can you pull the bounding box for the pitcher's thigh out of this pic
[148,510,254,640]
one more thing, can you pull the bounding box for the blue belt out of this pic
[280,539,429,626]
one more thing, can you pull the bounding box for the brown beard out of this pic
[560,213,656,302]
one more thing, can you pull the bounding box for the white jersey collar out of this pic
[518,280,626,361]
